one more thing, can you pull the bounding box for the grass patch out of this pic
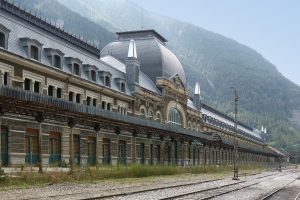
[0,164,276,190]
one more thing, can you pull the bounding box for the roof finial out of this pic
[128,39,137,59]
[194,81,201,95]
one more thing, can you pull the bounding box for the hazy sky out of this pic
[130,0,300,86]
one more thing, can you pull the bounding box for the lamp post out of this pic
[231,87,239,180]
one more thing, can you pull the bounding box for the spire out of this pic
[127,39,137,58]
[261,125,264,132]
[193,81,202,110]
[194,81,201,95]
[264,127,267,134]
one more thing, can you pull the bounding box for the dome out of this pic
[101,30,186,86]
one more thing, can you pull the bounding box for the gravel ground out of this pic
[105,171,278,200]
[0,170,291,200]
[0,173,227,200]
[210,170,299,200]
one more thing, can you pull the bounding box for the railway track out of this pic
[260,171,300,200]
[81,171,286,200]
[160,171,292,200]
[19,170,293,200]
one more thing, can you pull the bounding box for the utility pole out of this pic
[231,87,239,180]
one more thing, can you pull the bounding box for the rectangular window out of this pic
[34,81,40,93]
[69,91,74,102]
[93,98,97,107]
[48,85,54,96]
[86,96,91,106]
[76,93,80,103]
[24,78,31,91]
[3,72,8,85]
[56,88,62,98]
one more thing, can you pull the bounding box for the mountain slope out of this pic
[57,0,300,119]
[14,0,300,161]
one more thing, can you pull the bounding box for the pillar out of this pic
[68,119,75,174]
[131,131,137,164]
[160,136,165,165]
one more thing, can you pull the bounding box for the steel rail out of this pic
[160,171,293,200]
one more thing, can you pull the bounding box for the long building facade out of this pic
[0,0,283,168]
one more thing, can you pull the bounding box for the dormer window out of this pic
[91,70,96,82]
[83,64,98,82]
[121,82,126,92]
[0,24,10,49]
[31,45,39,60]
[74,63,80,76]
[0,32,5,48]
[20,37,43,61]
[99,71,112,88]
[45,48,64,69]
[115,77,127,93]
[65,57,82,76]
[105,76,111,87]
[54,55,61,68]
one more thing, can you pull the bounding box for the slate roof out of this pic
[101,35,187,86]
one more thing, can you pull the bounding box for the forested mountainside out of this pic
[12,0,300,161]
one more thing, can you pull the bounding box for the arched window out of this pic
[156,112,161,122]
[148,111,153,120]
[140,108,146,118]
[168,108,182,127]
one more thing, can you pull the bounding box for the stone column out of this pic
[41,125,49,167]
[80,133,88,166]
[131,131,137,164]
[180,140,184,166]
[111,136,119,166]
[160,136,165,165]
[68,119,75,174]
[36,113,44,173]
[94,125,100,167]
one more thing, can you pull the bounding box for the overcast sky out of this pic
[130,0,300,86]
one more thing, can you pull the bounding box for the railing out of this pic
[0,85,279,157]
[0,85,210,141]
